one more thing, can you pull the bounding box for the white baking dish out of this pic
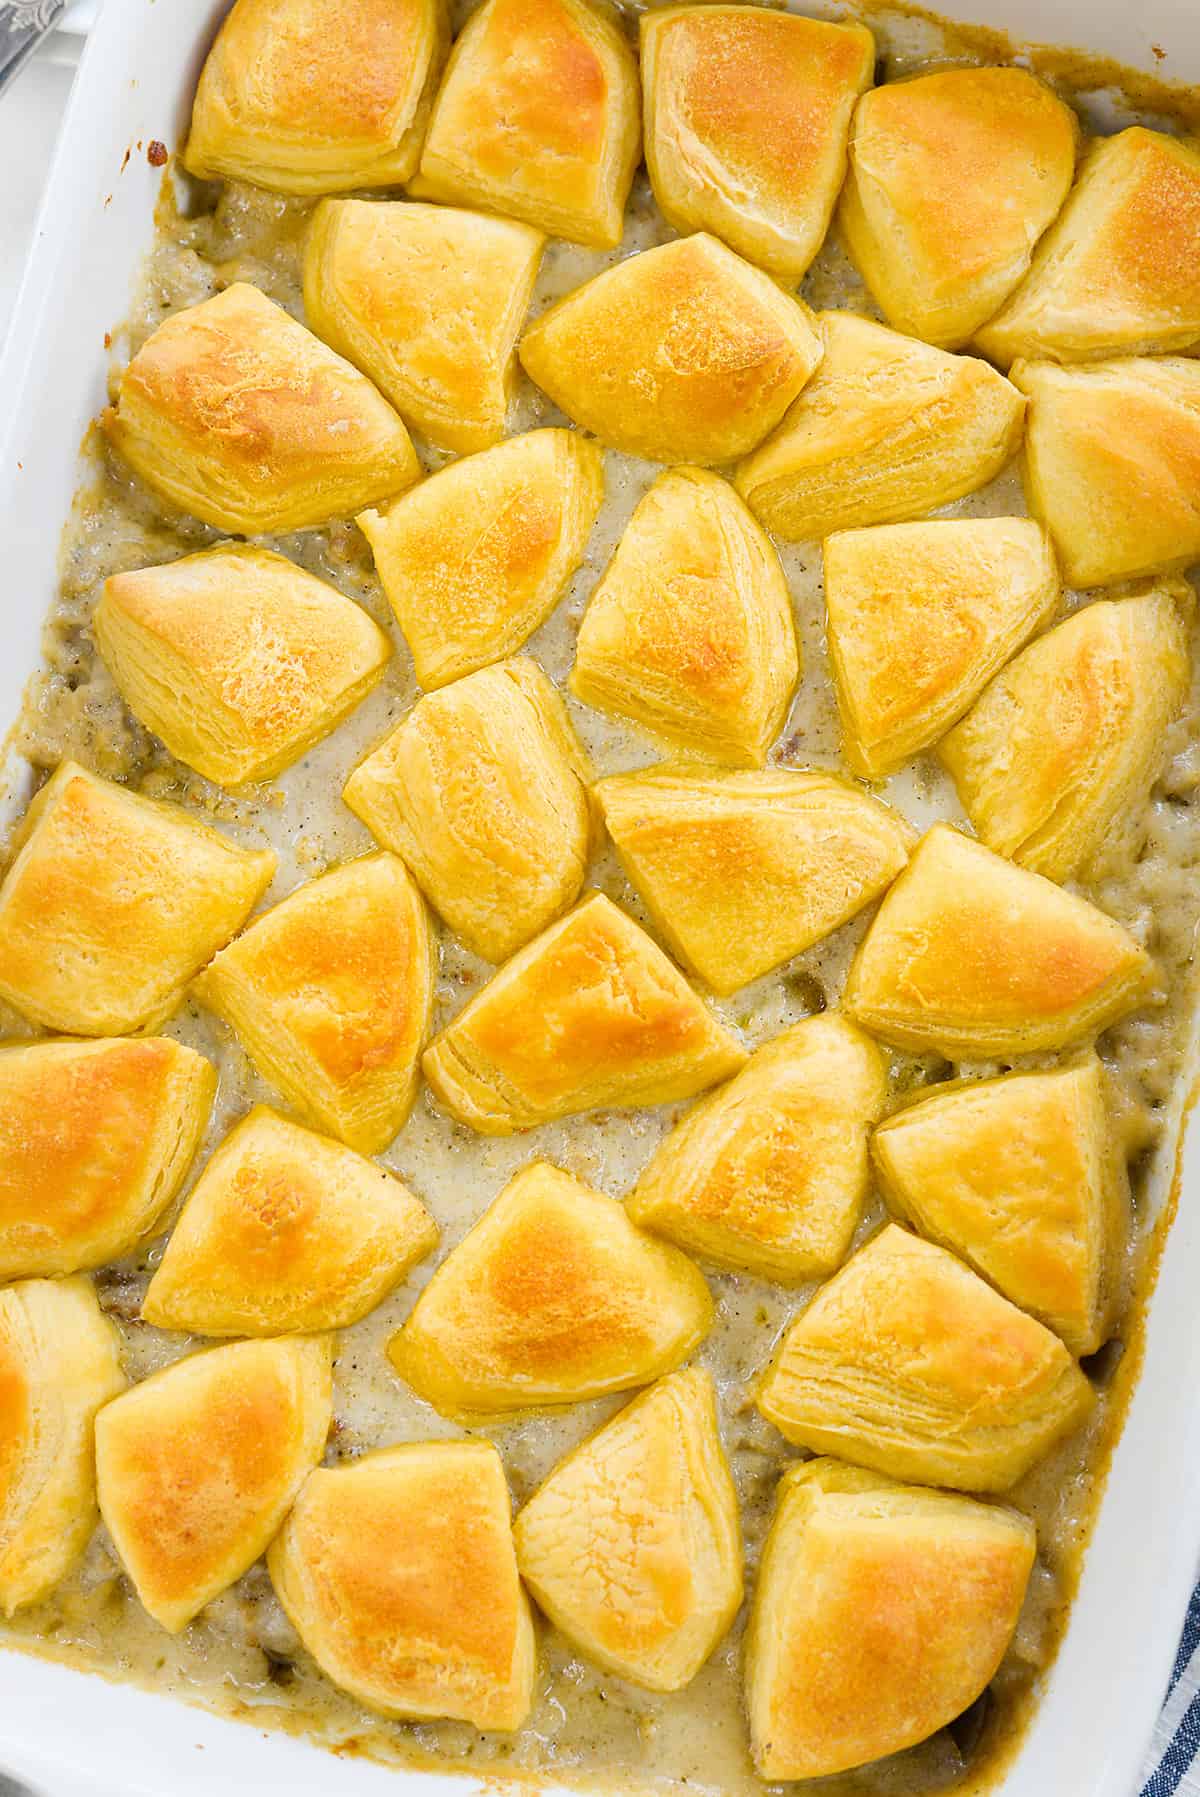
[0,1,1198,1792]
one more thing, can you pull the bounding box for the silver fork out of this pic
[0,0,65,99]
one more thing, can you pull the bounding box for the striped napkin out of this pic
[1142,1581,1200,1794]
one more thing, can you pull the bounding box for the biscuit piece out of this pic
[872,1060,1126,1355]
[735,311,1025,541]
[514,1369,741,1690]
[596,768,912,993]
[344,658,592,964]
[95,546,392,787]
[843,824,1152,1056]
[641,7,874,283]
[520,235,822,464]
[570,470,798,767]
[142,1107,438,1337]
[358,429,604,690]
[193,854,433,1155]
[304,201,544,454]
[941,580,1193,881]
[0,1277,126,1614]
[756,1225,1093,1491]
[0,1038,215,1282]
[0,762,275,1037]
[103,284,419,535]
[839,67,1077,348]
[823,517,1060,777]
[629,1016,887,1283]
[414,0,640,248]
[183,0,446,193]
[422,893,745,1135]
[978,128,1200,365]
[96,1337,332,1633]
[745,1459,1036,1779]
[388,1160,713,1417]
[269,1441,535,1728]
[1011,356,1200,587]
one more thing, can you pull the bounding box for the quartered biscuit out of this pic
[0,1038,215,1283]
[193,853,433,1156]
[641,6,874,283]
[978,127,1200,365]
[95,1336,332,1633]
[839,67,1077,349]
[0,1277,126,1615]
[1010,355,1200,587]
[388,1160,713,1418]
[872,1059,1127,1355]
[755,1224,1094,1491]
[269,1441,535,1728]
[823,516,1060,778]
[103,284,419,535]
[595,767,913,993]
[570,469,799,767]
[142,1106,438,1337]
[519,235,823,465]
[735,310,1025,542]
[303,200,544,455]
[343,658,592,964]
[358,428,604,691]
[843,824,1153,1056]
[0,761,275,1037]
[745,1458,1036,1779]
[421,892,745,1135]
[513,1368,741,1691]
[941,579,1194,881]
[628,1015,888,1284]
[413,0,640,248]
[183,0,447,193]
[95,546,392,787]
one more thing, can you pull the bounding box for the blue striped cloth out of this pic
[1142,1582,1200,1795]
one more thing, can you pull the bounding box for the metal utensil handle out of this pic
[0,0,65,98]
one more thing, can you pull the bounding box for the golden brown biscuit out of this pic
[570,469,799,767]
[304,201,544,454]
[0,1277,126,1615]
[388,1160,713,1417]
[358,429,604,690]
[519,235,823,464]
[95,1336,332,1633]
[193,853,432,1155]
[941,580,1193,881]
[641,7,874,283]
[269,1441,535,1727]
[735,311,1025,541]
[142,1107,438,1337]
[978,127,1200,365]
[513,1369,741,1690]
[745,1458,1036,1779]
[823,517,1060,777]
[414,0,640,249]
[0,1038,215,1283]
[1011,355,1200,587]
[183,0,447,193]
[95,546,392,787]
[628,1016,887,1283]
[839,67,1077,349]
[343,658,592,964]
[422,892,745,1135]
[872,1060,1126,1355]
[843,824,1153,1056]
[0,762,275,1037]
[103,284,419,535]
[755,1224,1093,1491]
[596,767,913,993]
